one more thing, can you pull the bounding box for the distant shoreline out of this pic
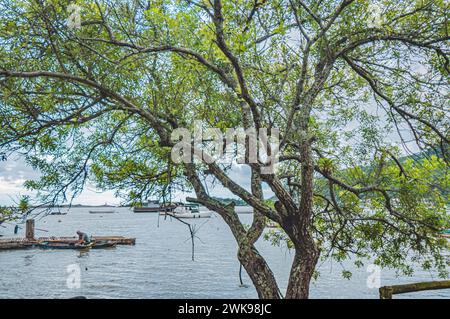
[3,204,253,210]
[2,204,122,209]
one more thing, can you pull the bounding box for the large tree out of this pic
[0,0,449,298]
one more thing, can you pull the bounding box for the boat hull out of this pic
[38,242,93,249]
[89,210,116,214]
[91,241,117,249]
[133,205,177,213]
[162,211,212,218]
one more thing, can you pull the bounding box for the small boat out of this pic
[162,204,212,218]
[440,229,450,238]
[49,211,67,215]
[38,241,93,250]
[91,240,117,249]
[133,200,178,213]
[89,210,116,214]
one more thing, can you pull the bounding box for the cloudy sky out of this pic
[0,155,119,206]
[0,155,272,206]
[0,156,38,205]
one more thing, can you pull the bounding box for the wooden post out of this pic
[379,286,393,299]
[25,219,35,240]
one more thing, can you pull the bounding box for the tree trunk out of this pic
[184,164,281,299]
[284,140,320,298]
[238,244,282,298]
[224,210,281,299]
[285,241,319,298]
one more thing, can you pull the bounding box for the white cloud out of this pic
[0,156,274,206]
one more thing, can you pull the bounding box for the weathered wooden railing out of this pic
[379,280,450,299]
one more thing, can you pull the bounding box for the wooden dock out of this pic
[0,219,136,250]
[0,236,136,250]
[36,236,136,245]
[0,238,31,250]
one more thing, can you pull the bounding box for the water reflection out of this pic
[23,254,34,267]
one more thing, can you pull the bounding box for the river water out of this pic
[0,207,448,299]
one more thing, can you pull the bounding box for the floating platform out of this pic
[0,238,31,250]
[37,236,136,245]
[0,236,136,250]
[0,219,136,251]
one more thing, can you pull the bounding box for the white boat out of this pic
[161,205,212,218]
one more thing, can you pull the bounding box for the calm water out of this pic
[0,207,448,299]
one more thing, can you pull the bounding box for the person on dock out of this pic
[76,231,91,244]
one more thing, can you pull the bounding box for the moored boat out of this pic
[91,240,117,249]
[89,210,116,214]
[38,241,93,249]
[441,229,450,238]
[161,204,212,218]
[50,211,67,215]
[133,200,178,213]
